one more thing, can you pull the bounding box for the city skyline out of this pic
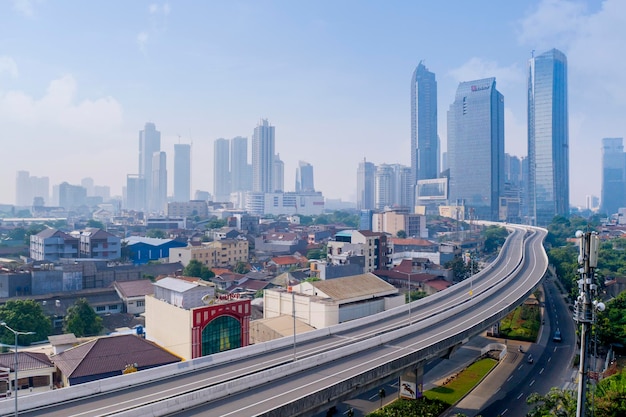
[0,1,622,207]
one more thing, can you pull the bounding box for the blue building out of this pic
[411,61,439,185]
[124,237,187,265]
[527,48,569,226]
[447,77,504,221]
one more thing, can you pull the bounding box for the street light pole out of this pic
[1,322,35,417]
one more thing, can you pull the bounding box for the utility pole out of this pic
[573,230,604,417]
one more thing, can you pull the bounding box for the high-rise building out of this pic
[411,62,439,189]
[59,182,87,210]
[374,164,411,210]
[81,178,95,196]
[15,171,31,206]
[151,151,167,213]
[447,77,504,220]
[139,122,161,210]
[273,154,284,193]
[15,171,49,207]
[357,158,376,211]
[174,143,191,202]
[601,137,626,216]
[213,138,230,202]
[296,161,315,192]
[252,119,275,193]
[527,48,569,226]
[125,175,145,211]
[230,136,250,192]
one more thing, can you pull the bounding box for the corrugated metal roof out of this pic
[153,276,198,292]
[124,236,175,246]
[0,352,53,372]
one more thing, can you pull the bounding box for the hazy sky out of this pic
[1,0,623,207]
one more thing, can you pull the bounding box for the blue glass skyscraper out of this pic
[447,77,504,220]
[527,48,569,226]
[411,62,438,199]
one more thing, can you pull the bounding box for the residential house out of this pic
[51,334,181,386]
[113,279,155,315]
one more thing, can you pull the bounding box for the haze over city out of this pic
[1,0,623,207]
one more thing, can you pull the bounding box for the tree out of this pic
[146,229,167,238]
[233,261,250,274]
[183,259,215,280]
[64,298,103,337]
[87,219,105,229]
[526,387,576,417]
[597,291,626,347]
[396,230,407,238]
[594,368,626,417]
[482,225,508,253]
[205,218,227,229]
[0,300,51,345]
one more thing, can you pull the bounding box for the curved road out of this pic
[11,225,547,417]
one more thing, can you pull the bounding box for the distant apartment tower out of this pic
[252,119,275,193]
[601,138,626,216]
[174,143,191,202]
[230,136,251,192]
[139,122,161,210]
[357,158,376,211]
[125,175,145,211]
[447,77,504,220]
[59,182,87,210]
[296,161,315,192]
[528,49,569,226]
[15,171,49,207]
[273,154,284,192]
[213,138,230,202]
[81,177,95,196]
[151,151,167,213]
[411,61,439,186]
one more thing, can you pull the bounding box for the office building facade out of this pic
[527,48,569,225]
[411,61,439,185]
[447,77,504,220]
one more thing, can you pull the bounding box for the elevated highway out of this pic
[9,224,548,417]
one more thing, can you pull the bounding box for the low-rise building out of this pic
[113,279,155,315]
[145,277,251,360]
[0,351,55,394]
[30,229,79,261]
[263,273,402,328]
[169,239,248,269]
[123,236,187,265]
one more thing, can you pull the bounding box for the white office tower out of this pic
[151,151,167,213]
[139,122,161,211]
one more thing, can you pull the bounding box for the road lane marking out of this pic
[530,379,535,386]
[501,408,508,415]
[507,375,513,381]
[517,392,524,399]
[540,368,544,374]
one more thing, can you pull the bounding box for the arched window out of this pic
[201,315,241,356]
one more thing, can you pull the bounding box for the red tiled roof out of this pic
[271,255,305,265]
[0,352,53,372]
[425,279,452,291]
[51,334,181,379]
